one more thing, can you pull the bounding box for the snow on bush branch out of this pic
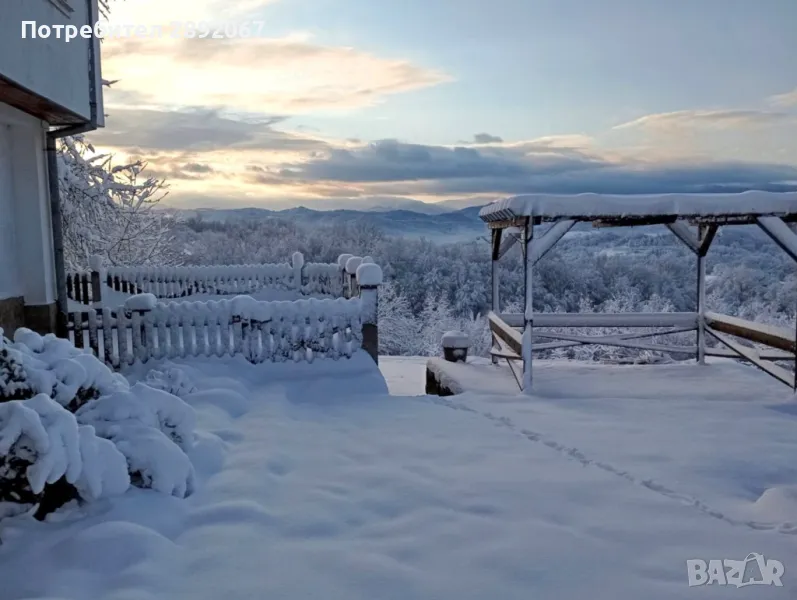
[0,328,197,521]
[58,136,181,271]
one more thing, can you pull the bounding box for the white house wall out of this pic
[0,102,57,336]
[0,123,21,301]
[11,122,56,307]
[0,0,96,122]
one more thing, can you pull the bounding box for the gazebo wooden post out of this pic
[491,227,503,364]
[522,218,534,393]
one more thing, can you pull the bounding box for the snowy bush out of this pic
[0,329,197,521]
[144,367,198,398]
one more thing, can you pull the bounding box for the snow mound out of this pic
[125,293,158,311]
[751,486,797,523]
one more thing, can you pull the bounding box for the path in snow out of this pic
[379,356,427,396]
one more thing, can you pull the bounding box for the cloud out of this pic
[90,108,328,153]
[145,160,218,181]
[102,33,451,114]
[614,109,794,131]
[769,88,797,107]
[268,138,797,196]
[472,133,503,144]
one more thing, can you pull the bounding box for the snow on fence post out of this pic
[89,255,104,307]
[337,254,353,298]
[292,252,305,291]
[346,256,363,299]
[356,262,382,364]
[442,331,470,363]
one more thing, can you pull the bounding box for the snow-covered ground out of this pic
[1,356,796,599]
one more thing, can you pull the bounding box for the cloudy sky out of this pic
[94,0,797,209]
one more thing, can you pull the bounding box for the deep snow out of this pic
[0,357,796,599]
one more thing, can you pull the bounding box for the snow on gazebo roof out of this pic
[479,191,797,224]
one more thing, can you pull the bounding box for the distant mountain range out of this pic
[176,205,489,241]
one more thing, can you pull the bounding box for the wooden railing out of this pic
[489,310,797,390]
[704,312,797,388]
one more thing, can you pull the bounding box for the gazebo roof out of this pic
[479,191,797,226]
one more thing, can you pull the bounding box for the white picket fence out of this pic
[69,252,348,305]
[66,258,383,369]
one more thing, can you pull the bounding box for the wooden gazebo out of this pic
[480,191,797,393]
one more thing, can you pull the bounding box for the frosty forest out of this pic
[58,133,796,362]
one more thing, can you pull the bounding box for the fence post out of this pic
[337,254,353,298]
[124,293,157,363]
[89,254,104,308]
[292,251,305,291]
[356,262,382,364]
[442,331,470,363]
[346,256,363,299]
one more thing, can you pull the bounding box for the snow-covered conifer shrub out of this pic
[0,329,198,521]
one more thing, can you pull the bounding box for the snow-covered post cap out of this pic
[345,256,363,275]
[362,255,375,264]
[89,254,104,273]
[337,253,354,269]
[356,263,382,287]
[442,330,470,363]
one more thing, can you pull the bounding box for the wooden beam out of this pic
[704,312,796,352]
[666,221,700,254]
[498,231,520,259]
[499,312,699,329]
[756,216,797,262]
[493,328,698,353]
[705,347,796,361]
[705,329,794,387]
[490,331,524,391]
[698,224,718,256]
[486,217,529,230]
[529,330,696,355]
[529,219,576,265]
[488,311,522,356]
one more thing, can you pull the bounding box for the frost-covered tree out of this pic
[58,137,181,270]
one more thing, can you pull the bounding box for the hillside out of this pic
[178,205,487,241]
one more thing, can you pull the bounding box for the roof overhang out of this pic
[479,192,797,228]
[0,74,88,126]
